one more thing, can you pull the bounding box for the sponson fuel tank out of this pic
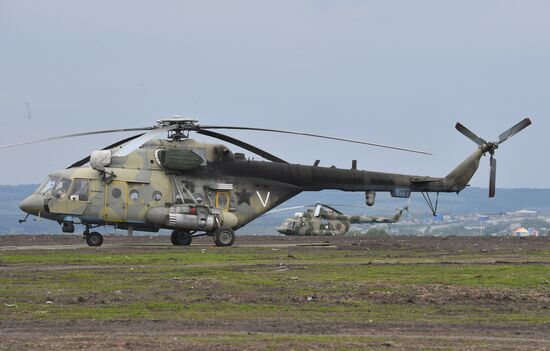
[146,204,238,230]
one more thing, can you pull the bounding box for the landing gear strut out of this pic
[171,230,192,246]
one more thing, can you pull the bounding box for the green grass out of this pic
[1,246,549,324]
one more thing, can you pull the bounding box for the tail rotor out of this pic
[455,118,531,197]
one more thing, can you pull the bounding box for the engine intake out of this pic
[155,149,205,171]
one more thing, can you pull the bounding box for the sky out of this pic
[0,0,548,187]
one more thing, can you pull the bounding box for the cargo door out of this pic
[103,181,128,222]
[127,183,147,221]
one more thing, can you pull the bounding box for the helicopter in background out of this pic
[3,117,531,247]
[276,203,407,236]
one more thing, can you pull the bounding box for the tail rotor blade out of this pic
[489,156,497,198]
[455,123,487,146]
[498,118,532,144]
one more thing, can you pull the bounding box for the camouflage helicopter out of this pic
[3,117,531,247]
[276,203,407,236]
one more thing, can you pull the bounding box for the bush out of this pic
[345,230,363,237]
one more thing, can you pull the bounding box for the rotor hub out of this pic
[156,116,198,128]
[482,142,499,155]
[157,116,199,140]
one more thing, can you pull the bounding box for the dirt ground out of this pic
[2,320,549,351]
[1,233,548,252]
[0,235,549,350]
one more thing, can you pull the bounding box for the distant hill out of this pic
[1,185,549,235]
[0,185,60,234]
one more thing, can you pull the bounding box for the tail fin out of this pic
[443,148,484,193]
[391,206,408,223]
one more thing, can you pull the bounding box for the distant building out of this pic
[511,227,539,237]
[478,215,490,222]
[507,210,538,219]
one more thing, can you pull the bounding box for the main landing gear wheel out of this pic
[213,227,235,247]
[171,230,192,246]
[86,232,103,247]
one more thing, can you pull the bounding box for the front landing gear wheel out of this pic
[86,232,103,247]
[213,227,235,247]
[171,230,192,246]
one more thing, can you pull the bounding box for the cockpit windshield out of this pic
[36,176,59,195]
[36,176,72,199]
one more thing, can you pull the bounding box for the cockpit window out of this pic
[36,176,60,195]
[36,176,72,199]
[69,179,89,201]
[53,178,72,199]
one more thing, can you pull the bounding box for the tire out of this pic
[170,231,179,245]
[181,236,192,246]
[171,230,192,246]
[213,227,235,247]
[86,232,103,247]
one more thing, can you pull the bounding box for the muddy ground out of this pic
[0,235,549,350]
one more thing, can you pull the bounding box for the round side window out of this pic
[112,188,122,199]
[153,191,162,201]
[129,189,140,200]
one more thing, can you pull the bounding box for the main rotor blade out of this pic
[196,129,288,163]
[261,206,306,216]
[320,204,365,209]
[0,127,154,150]
[489,156,497,198]
[198,125,432,155]
[112,125,176,157]
[314,203,322,217]
[498,118,532,145]
[455,123,487,146]
[67,133,145,169]
[317,203,344,214]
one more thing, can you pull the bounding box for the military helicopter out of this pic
[3,117,531,247]
[276,203,407,236]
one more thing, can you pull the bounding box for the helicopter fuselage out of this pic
[277,207,405,236]
[13,117,532,246]
[19,137,484,241]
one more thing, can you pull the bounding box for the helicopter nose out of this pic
[277,226,287,234]
[19,194,46,216]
